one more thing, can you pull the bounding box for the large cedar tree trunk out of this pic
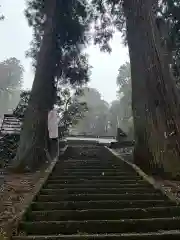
[13,0,57,172]
[123,0,180,178]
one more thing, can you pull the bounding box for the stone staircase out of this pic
[12,146,180,239]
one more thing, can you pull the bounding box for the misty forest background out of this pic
[0,57,132,138]
[1,0,180,178]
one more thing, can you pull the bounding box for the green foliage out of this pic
[113,62,133,135]
[91,0,126,52]
[160,0,180,78]
[24,0,92,119]
[61,100,88,131]
[14,88,88,134]
[74,87,109,135]
[56,85,88,131]
[25,0,91,85]
[0,58,24,115]
[90,0,180,59]
[0,134,20,167]
[13,91,30,119]
[117,61,131,87]
[117,62,131,102]
[0,58,23,90]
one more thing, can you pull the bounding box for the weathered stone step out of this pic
[48,175,142,183]
[58,161,129,167]
[54,171,134,176]
[57,163,131,169]
[49,173,138,179]
[40,187,156,195]
[53,168,133,173]
[55,167,132,171]
[45,179,148,189]
[18,217,180,235]
[36,193,164,202]
[46,179,145,185]
[11,231,180,240]
[52,172,133,176]
[31,199,175,211]
[45,182,149,189]
[64,158,101,161]
[57,160,126,164]
[25,206,180,221]
[47,179,146,184]
[61,160,105,164]
[57,160,128,164]
[56,165,132,169]
[55,162,130,166]
[48,176,141,182]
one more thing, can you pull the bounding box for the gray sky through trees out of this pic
[0,0,129,103]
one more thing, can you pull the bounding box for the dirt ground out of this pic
[156,179,180,202]
[0,157,58,239]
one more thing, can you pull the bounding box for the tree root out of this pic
[10,145,52,173]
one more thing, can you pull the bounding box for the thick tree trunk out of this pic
[13,0,58,172]
[123,0,180,178]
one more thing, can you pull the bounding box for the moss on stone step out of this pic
[18,218,180,235]
[30,199,176,211]
[25,206,180,222]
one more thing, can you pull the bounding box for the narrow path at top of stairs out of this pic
[12,145,180,239]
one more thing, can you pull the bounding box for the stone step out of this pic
[40,187,157,195]
[25,206,180,221]
[56,163,132,168]
[18,217,180,235]
[36,193,164,202]
[47,176,142,182]
[45,182,149,189]
[55,163,131,167]
[46,179,145,185]
[61,160,106,164]
[53,169,134,173]
[58,160,128,164]
[56,160,127,164]
[52,172,133,176]
[55,168,131,171]
[56,165,133,169]
[11,231,180,240]
[58,163,133,168]
[31,200,175,211]
[49,173,138,179]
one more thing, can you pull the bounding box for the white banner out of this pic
[48,109,58,139]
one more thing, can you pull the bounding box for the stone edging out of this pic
[106,147,180,205]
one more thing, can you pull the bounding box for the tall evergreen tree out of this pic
[116,62,133,134]
[92,0,180,178]
[123,0,180,177]
[0,58,23,116]
[14,0,91,172]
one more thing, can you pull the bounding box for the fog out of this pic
[0,0,131,135]
[0,0,129,98]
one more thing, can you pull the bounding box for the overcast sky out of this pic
[0,0,129,103]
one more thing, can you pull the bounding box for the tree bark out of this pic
[13,0,58,172]
[123,0,180,178]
